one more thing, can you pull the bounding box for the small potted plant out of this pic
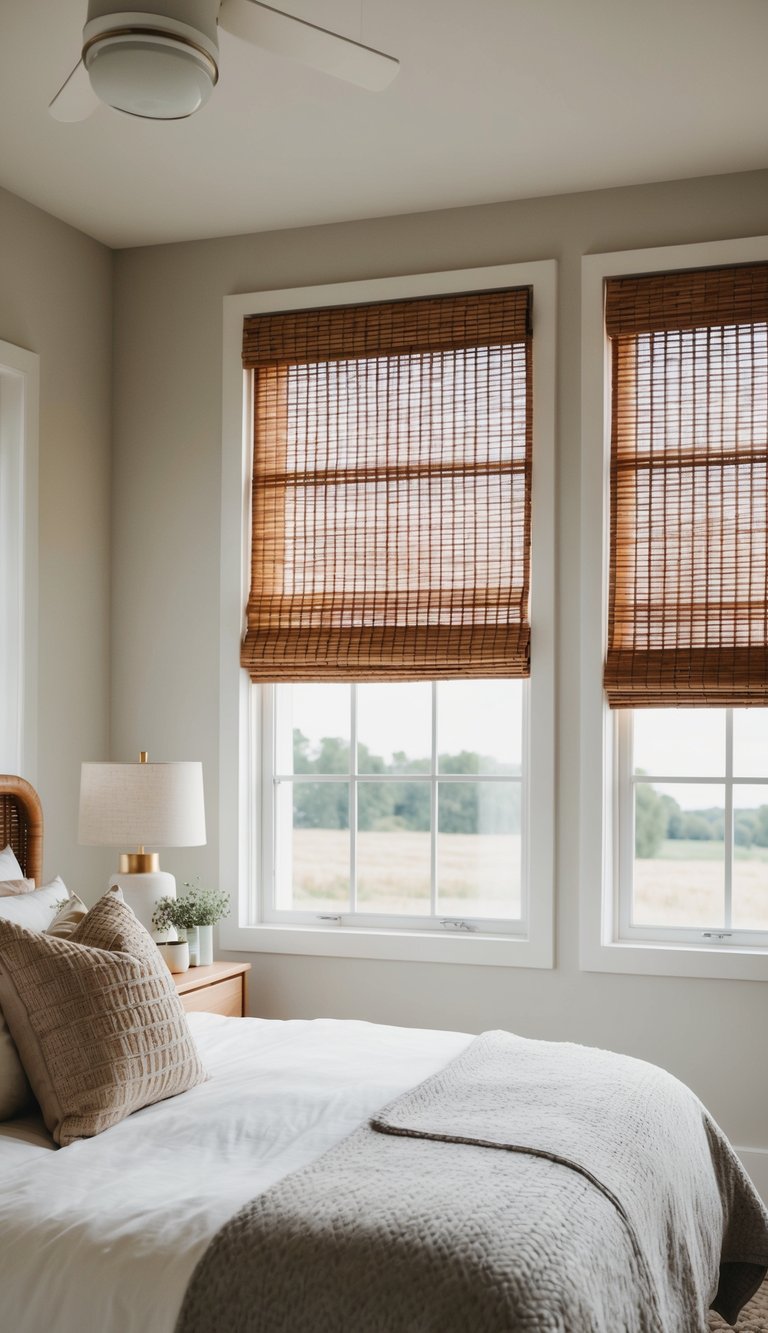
[152,893,203,971]
[153,883,230,968]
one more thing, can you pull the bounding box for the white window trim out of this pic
[219,261,557,967]
[580,235,768,982]
[0,341,39,779]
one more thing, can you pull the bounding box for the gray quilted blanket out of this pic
[176,1031,768,1333]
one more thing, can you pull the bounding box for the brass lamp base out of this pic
[119,852,159,873]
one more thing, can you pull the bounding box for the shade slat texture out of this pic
[241,290,533,681]
[605,264,768,706]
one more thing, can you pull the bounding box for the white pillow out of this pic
[0,880,34,897]
[0,845,25,881]
[0,877,69,931]
[0,877,71,1121]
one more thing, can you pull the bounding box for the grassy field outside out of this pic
[285,828,522,918]
[634,839,768,930]
[652,838,768,862]
[282,829,767,930]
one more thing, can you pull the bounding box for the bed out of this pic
[0,774,766,1333]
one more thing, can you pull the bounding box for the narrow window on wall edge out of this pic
[605,262,768,950]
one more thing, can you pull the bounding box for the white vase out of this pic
[186,925,200,966]
[197,924,213,966]
[163,940,189,974]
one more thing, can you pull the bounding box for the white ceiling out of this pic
[1,0,768,250]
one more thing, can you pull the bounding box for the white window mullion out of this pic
[617,710,634,938]
[724,708,733,931]
[267,687,292,913]
[350,684,358,915]
[430,682,438,917]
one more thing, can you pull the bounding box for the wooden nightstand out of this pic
[173,961,251,1017]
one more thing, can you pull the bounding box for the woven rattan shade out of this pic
[605,263,768,707]
[241,289,532,681]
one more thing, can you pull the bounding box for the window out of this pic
[262,679,525,932]
[618,708,768,945]
[220,263,555,966]
[0,341,38,777]
[581,238,768,980]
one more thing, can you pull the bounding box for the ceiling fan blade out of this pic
[218,0,399,91]
[49,60,100,122]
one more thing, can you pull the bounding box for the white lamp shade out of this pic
[79,761,206,848]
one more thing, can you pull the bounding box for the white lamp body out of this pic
[110,868,177,939]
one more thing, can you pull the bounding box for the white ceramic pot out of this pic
[197,923,213,966]
[163,940,190,974]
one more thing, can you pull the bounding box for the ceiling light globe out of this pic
[85,35,217,120]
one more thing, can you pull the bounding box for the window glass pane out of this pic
[437,680,522,774]
[357,781,431,914]
[633,709,725,778]
[632,781,724,927]
[732,710,768,778]
[357,683,431,775]
[437,780,521,919]
[276,683,350,775]
[275,781,349,912]
[732,784,768,930]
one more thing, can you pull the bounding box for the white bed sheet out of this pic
[0,1013,470,1333]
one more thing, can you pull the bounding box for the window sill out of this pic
[218,920,553,968]
[580,935,768,982]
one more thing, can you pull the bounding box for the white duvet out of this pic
[0,1014,470,1333]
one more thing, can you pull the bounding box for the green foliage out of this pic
[682,812,716,841]
[291,730,521,834]
[734,813,756,847]
[181,882,230,926]
[635,782,667,858]
[152,894,199,935]
[151,883,230,934]
[636,778,768,858]
[754,805,768,847]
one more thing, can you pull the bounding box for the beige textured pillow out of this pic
[0,878,73,1122]
[0,1023,32,1121]
[0,891,206,1146]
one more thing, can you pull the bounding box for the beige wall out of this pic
[0,185,113,890]
[112,169,768,1155]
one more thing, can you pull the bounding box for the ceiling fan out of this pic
[49,0,399,122]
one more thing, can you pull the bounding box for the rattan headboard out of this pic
[0,776,43,883]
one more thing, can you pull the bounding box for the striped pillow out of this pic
[0,891,206,1145]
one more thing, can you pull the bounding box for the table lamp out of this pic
[78,752,206,936]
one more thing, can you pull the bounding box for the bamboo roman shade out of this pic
[240,289,532,681]
[604,263,768,707]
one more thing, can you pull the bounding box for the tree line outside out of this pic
[635,779,768,858]
[290,731,520,835]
